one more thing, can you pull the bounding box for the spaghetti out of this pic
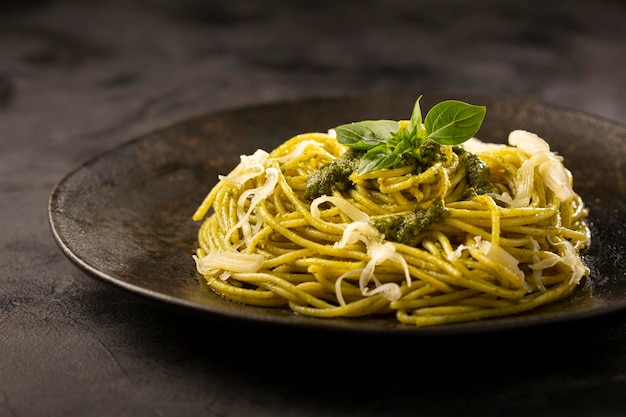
[192,101,590,327]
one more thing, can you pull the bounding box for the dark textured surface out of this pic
[2,1,626,416]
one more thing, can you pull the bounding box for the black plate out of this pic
[48,92,626,335]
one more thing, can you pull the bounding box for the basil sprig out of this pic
[334,96,486,174]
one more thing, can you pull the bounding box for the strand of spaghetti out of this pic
[272,216,338,236]
[245,224,275,253]
[429,231,460,259]
[447,162,467,190]
[415,163,446,182]
[421,239,443,258]
[395,283,439,301]
[304,273,420,317]
[292,282,355,305]
[388,189,414,209]
[440,217,508,246]
[409,262,528,299]
[415,305,487,316]
[570,194,588,219]
[288,295,392,318]
[392,288,482,309]
[308,265,364,299]
[298,227,344,244]
[501,225,588,241]
[257,283,323,308]
[466,246,527,289]
[284,175,312,191]
[267,271,316,284]
[558,199,575,227]
[353,165,416,180]
[206,277,286,307]
[309,204,347,222]
[394,241,463,278]
[206,185,228,234]
[261,248,316,269]
[231,272,338,309]
[268,132,344,160]
[368,189,400,206]
[447,204,559,221]
[448,198,559,214]
[192,180,222,221]
[378,175,420,194]
[457,296,516,308]
[255,202,368,261]
[347,187,394,215]
[214,185,241,245]
[198,216,224,252]
[391,261,454,293]
[399,279,576,326]
[446,200,488,210]
[296,257,366,272]
[271,183,289,215]
[273,166,346,235]
[475,194,501,246]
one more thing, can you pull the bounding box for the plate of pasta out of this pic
[49,92,626,334]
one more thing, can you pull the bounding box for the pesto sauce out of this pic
[454,147,496,198]
[369,199,449,246]
[413,140,447,172]
[304,141,449,201]
[304,148,363,200]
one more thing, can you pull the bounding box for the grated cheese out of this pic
[334,222,410,302]
[508,130,574,205]
[218,149,269,188]
[530,238,588,285]
[475,236,525,283]
[193,252,265,278]
[227,167,279,246]
[310,196,370,223]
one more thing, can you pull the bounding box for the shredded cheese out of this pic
[475,237,525,282]
[530,238,588,285]
[226,167,279,246]
[310,196,370,223]
[462,137,507,153]
[218,149,269,188]
[508,130,574,205]
[193,252,265,277]
[200,162,280,278]
[334,222,410,302]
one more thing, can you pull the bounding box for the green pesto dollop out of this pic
[454,147,496,198]
[412,139,447,172]
[304,148,363,200]
[369,199,449,246]
[304,140,449,201]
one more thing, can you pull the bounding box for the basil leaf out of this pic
[424,100,486,145]
[357,145,403,174]
[327,95,486,176]
[408,95,423,134]
[335,120,399,150]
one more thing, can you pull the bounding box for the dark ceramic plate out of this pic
[49,92,626,335]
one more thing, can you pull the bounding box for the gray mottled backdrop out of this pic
[1,1,625,416]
